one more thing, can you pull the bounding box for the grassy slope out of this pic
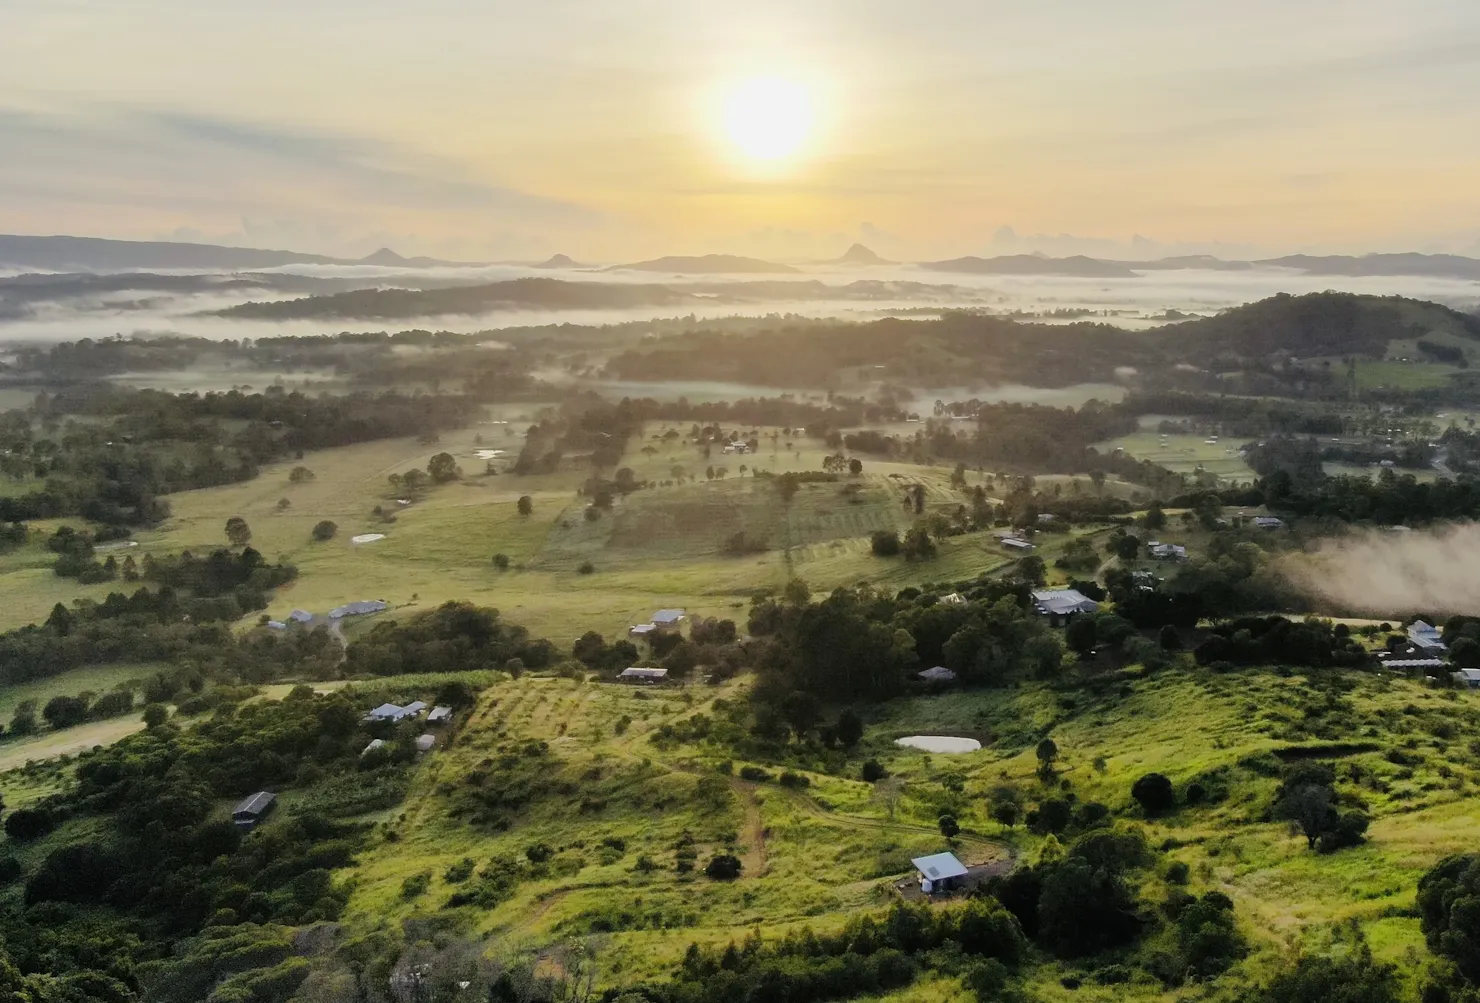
[321,664,1478,1000]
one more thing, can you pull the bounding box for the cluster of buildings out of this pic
[266,599,388,631]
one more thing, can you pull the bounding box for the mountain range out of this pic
[6,233,1480,283]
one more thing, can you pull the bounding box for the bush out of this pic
[705,854,743,881]
[778,771,810,789]
[311,520,338,542]
[870,531,901,557]
[577,562,595,575]
[1131,773,1177,816]
[738,766,771,783]
[493,553,510,571]
[3,807,56,843]
[862,760,887,783]
[400,872,430,899]
[142,703,170,729]
[938,814,961,838]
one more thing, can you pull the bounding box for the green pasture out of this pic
[1097,430,1256,482]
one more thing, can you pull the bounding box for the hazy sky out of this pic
[4,0,1480,260]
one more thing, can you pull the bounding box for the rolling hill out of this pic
[610,254,801,274]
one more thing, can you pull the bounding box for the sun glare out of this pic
[723,77,814,162]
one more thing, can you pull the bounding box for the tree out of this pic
[289,466,315,482]
[276,497,291,511]
[8,700,37,737]
[517,495,533,517]
[4,806,55,842]
[938,814,961,838]
[225,516,252,548]
[705,854,742,881]
[1035,737,1059,776]
[901,527,937,560]
[1016,555,1046,585]
[1418,854,1480,983]
[836,709,864,748]
[1112,533,1141,561]
[142,703,169,729]
[1065,616,1098,656]
[1257,951,1399,1003]
[848,458,863,475]
[311,520,338,542]
[1131,773,1176,815]
[990,798,1020,830]
[862,760,888,783]
[42,695,88,730]
[1159,624,1183,651]
[493,553,511,571]
[1143,504,1166,531]
[871,530,901,557]
[428,452,460,483]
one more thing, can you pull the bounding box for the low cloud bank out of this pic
[1282,523,1480,617]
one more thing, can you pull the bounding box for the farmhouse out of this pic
[1253,516,1285,529]
[329,599,389,619]
[619,667,669,684]
[918,666,957,683]
[999,537,1035,552]
[232,791,276,832]
[1148,542,1188,561]
[427,706,453,725]
[651,609,686,626]
[289,609,314,624]
[1454,668,1480,689]
[1383,658,1447,674]
[1407,621,1447,653]
[912,851,968,895]
[362,701,427,723]
[1031,588,1100,618]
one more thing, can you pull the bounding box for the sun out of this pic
[723,77,814,162]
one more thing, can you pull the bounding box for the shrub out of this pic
[862,760,887,783]
[577,562,595,575]
[778,771,810,789]
[705,854,743,881]
[1131,772,1177,815]
[739,766,771,783]
[4,807,56,843]
[870,531,901,557]
[493,553,510,570]
[311,520,338,542]
[443,858,476,883]
[400,873,431,899]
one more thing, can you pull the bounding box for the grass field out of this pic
[311,660,1480,999]
[0,418,1108,640]
[1098,430,1256,482]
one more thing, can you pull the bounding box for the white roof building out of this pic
[651,609,686,626]
[289,609,314,623]
[619,667,669,683]
[427,706,453,724]
[912,852,969,894]
[363,701,425,723]
[1408,621,1447,652]
[266,620,287,631]
[629,623,658,636]
[918,666,957,683]
[1149,543,1188,561]
[938,593,967,606]
[1032,589,1100,617]
[1253,516,1285,529]
[329,599,389,619]
[361,738,385,756]
[1454,668,1480,688]
[1000,537,1035,552]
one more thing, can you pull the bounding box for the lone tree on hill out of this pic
[517,495,533,517]
[225,516,252,547]
[1036,737,1060,777]
[705,854,743,881]
[938,814,961,839]
[311,520,338,542]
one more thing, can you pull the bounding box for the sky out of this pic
[3,0,1480,262]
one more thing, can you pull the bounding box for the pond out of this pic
[894,735,982,754]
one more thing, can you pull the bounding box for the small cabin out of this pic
[232,791,277,832]
[427,706,453,725]
[912,851,968,895]
[619,667,669,685]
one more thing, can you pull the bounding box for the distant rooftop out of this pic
[911,852,968,881]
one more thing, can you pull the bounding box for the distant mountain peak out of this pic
[836,243,889,265]
[535,253,581,269]
[360,248,409,266]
